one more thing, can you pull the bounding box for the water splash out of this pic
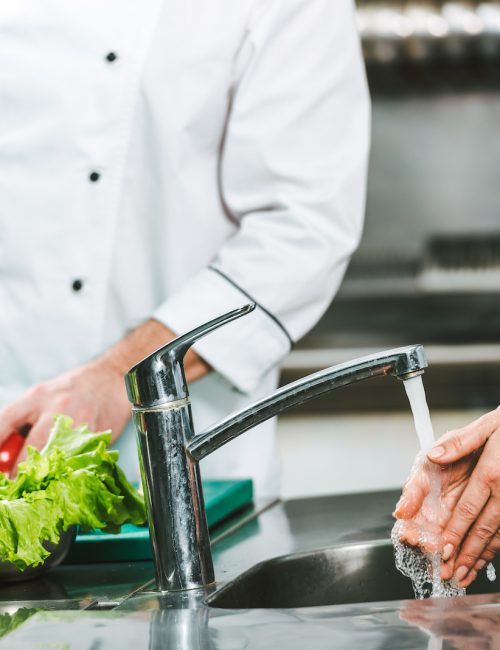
[393,376,465,599]
[392,522,465,599]
[427,636,443,650]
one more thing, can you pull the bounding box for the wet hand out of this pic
[393,449,479,559]
[425,410,500,587]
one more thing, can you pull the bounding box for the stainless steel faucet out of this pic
[125,304,427,593]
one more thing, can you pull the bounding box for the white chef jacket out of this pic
[0,0,369,496]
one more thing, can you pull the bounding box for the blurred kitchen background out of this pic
[277,0,500,498]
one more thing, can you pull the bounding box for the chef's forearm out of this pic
[99,318,212,385]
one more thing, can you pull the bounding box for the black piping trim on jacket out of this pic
[208,265,294,349]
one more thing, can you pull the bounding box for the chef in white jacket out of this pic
[0,0,369,496]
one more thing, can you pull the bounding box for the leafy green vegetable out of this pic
[0,608,38,638]
[0,415,146,569]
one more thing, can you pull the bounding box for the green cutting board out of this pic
[64,479,253,564]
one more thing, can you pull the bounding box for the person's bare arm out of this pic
[0,319,211,465]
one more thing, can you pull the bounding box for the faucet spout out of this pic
[188,345,427,462]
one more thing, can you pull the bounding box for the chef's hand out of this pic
[426,410,500,586]
[0,319,211,469]
[393,450,478,565]
[395,409,500,587]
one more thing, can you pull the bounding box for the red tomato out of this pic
[0,431,26,475]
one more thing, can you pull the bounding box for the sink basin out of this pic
[207,540,499,609]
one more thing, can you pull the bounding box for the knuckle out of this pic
[52,396,67,410]
[478,413,498,441]
[484,410,500,427]
[449,434,464,455]
[457,500,478,522]
[28,383,45,400]
[484,468,500,487]
[445,530,463,547]
[474,523,496,542]
[481,530,500,560]
[460,551,478,567]
[478,412,495,428]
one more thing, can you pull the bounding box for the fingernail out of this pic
[429,446,445,460]
[455,566,469,582]
[442,543,454,561]
[475,559,487,571]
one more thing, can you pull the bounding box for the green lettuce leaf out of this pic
[0,608,39,639]
[0,415,146,569]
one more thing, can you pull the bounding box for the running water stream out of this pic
[392,375,465,599]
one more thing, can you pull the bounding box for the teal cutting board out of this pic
[64,479,253,564]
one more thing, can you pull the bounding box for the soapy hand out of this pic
[395,409,500,588]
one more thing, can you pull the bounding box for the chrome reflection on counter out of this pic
[357,1,500,63]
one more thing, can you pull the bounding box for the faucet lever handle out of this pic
[168,303,255,362]
[126,303,255,408]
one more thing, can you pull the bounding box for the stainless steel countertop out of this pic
[2,490,500,649]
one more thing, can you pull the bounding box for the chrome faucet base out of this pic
[133,405,214,592]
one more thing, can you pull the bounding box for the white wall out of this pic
[277,409,484,499]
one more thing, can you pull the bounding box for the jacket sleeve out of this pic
[153,0,370,394]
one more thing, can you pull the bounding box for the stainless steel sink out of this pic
[207,539,499,609]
